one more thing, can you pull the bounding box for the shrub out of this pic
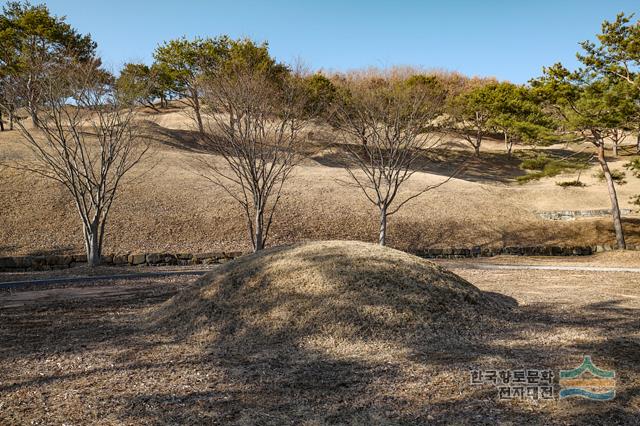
[593,170,627,185]
[556,180,586,188]
[625,158,640,177]
[520,155,550,171]
[516,172,545,183]
[626,158,640,209]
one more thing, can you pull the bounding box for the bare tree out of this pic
[197,62,306,252]
[0,61,148,266]
[333,73,455,245]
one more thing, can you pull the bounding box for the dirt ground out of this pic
[1,264,638,425]
[440,250,640,267]
[0,264,217,283]
[1,112,639,256]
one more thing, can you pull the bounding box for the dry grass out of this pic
[1,242,638,424]
[152,240,509,350]
[0,264,216,284]
[1,111,639,257]
[440,251,640,268]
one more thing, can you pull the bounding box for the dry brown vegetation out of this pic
[152,240,508,349]
[1,107,639,256]
[0,242,638,424]
[441,250,640,268]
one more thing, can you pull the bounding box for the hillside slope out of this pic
[1,109,639,256]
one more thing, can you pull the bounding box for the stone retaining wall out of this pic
[0,251,242,272]
[1,244,638,272]
[537,209,634,221]
[415,244,637,258]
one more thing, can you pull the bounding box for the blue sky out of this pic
[37,0,640,83]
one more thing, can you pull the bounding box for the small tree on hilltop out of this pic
[116,63,173,111]
[446,82,496,156]
[154,36,230,133]
[0,1,98,127]
[489,83,554,156]
[301,73,338,119]
[197,40,304,252]
[573,12,640,227]
[0,61,149,266]
[579,12,640,152]
[333,73,455,246]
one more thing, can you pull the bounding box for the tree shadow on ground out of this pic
[1,249,638,424]
[141,121,211,154]
[122,247,639,424]
[141,120,602,186]
[0,283,178,364]
[310,139,601,185]
[310,143,525,184]
[390,215,640,251]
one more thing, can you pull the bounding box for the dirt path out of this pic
[3,259,637,312]
[0,284,164,308]
[0,269,208,289]
[2,260,639,291]
[0,274,192,309]
[439,262,640,273]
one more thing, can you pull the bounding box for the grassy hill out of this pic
[1,106,639,256]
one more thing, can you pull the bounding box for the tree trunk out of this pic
[9,109,14,130]
[596,141,626,250]
[0,109,4,132]
[192,89,204,134]
[637,132,640,154]
[30,109,39,128]
[84,223,102,267]
[474,134,481,157]
[504,131,513,157]
[379,206,387,246]
[27,74,39,128]
[612,141,618,157]
[254,208,265,252]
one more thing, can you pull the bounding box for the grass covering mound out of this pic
[153,240,509,358]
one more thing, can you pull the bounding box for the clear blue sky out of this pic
[37,0,640,83]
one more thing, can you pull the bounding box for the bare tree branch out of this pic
[195,61,307,252]
[333,72,457,245]
[0,60,148,266]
